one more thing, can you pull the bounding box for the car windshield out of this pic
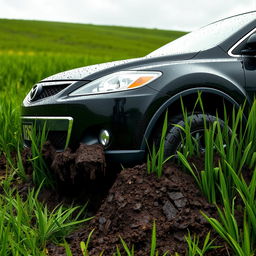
[148,12,256,57]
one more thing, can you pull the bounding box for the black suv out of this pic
[22,12,256,164]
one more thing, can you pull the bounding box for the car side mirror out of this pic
[241,33,256,56]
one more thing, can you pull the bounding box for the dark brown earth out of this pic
[28,143,113,213]
[47,164,229,256]
[48,143,106,183]
[1,145,230,255]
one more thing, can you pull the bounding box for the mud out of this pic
[45,143,106,183]
[1,146,230,255]
[47,164,229,256]
[1,143,107,185]
[42,143,111,213]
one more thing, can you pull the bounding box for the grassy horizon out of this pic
[0,19,186,59]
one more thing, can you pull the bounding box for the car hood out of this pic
[42,58,140,82]
[41,52,198,82]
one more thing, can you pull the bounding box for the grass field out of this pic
[1,19,256,256]
[0,19,185,58]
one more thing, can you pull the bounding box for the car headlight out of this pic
[69,71,162,96]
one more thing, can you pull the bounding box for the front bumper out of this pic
[22,82,168,165]
[21,115,145,165]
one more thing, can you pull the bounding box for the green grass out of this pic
[0,19,185,59]
[176,96,256,204]
[147,111,174,177]
[185,231,219,256]
[171,96,256,255]
[0,181,91,255]
[202,164,255,256]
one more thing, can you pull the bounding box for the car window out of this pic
[230,29,256,55]
[148,12,256,57]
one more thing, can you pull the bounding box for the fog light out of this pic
[99,130,110,146]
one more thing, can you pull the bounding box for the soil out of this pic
[0,145,230,255]
[43,143,114,213]
[48,143,106,183]
[47,164,228,256]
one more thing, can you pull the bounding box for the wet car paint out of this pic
[22,12,256,165]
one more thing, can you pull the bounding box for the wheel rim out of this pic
[177,128,206,153]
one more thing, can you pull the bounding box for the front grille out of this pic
[47,131,68,150]
[30,82,73,102]
[37,84,69,100]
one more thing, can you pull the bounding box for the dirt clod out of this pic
[168,191,184,200]
[42,141,56,164]
[174,198,187,208]
[50,144,106,183]
[162,200,178,220]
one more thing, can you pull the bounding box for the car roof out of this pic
[207,11,256,27]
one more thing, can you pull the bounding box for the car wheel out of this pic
[164,113,224,157]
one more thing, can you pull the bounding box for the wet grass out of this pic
[145,94,256,255]
[0,177,91,255]
[175,97,256,255]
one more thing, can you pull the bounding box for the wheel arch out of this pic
[140,87,248,151]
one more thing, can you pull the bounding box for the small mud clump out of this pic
[47,164,228,256]
[43,143,111,213]
[48,143,106,183]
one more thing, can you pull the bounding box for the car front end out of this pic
[21,61,167,164]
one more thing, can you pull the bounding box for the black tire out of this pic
[164,113,223,157]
